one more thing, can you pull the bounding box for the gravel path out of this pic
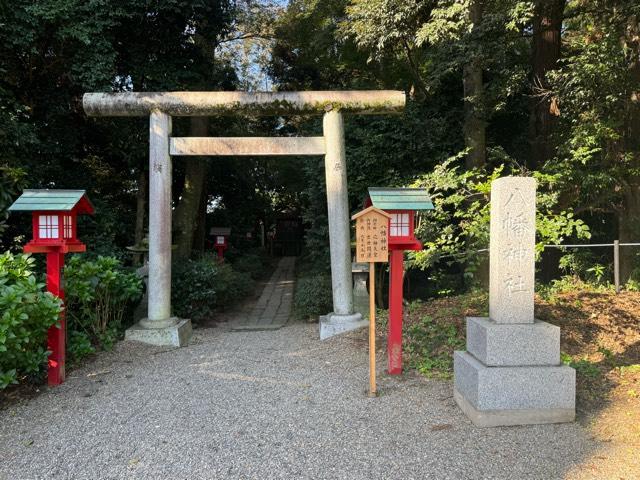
[0,322,607,480]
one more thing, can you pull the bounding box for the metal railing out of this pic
[543,241,640,293]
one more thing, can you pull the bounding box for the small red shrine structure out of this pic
[366,187,433,375]
[9,189,94,385]
[210,227,231,262]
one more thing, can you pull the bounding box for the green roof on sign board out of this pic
[368,187,434,211]
[8,189,94,213]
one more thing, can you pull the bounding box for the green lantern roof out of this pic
[8,189,94,214]
[368,187,434,211]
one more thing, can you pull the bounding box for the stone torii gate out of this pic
[83,91,405,346]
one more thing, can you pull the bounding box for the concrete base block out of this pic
[319,312,366,340]
[466,317,560,366]
[125,318,192,347]
[454,351,575,426]
[454,388,575,427]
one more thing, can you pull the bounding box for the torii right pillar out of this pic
[454,177,575,427]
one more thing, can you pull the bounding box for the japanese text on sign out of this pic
[355,212,389,263]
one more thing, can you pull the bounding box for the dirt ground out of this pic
[364,286,640,478]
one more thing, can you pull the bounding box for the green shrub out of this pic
[231,252,271,280]
[293,274,332,320]
[0,252,62,389]
[67,330,95,364]
[214,263,253,307]
[65,256,143,348]
[172,255,253,322]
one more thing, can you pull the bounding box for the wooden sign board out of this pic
[352,206,391,263]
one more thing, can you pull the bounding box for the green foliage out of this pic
[404,314,465,379]
[64,256,142,349]
[1,0,239,263]
[67,330,96,364]
[561,352,601,379]
[0,252,62,389]
[230,252,272,280]
[0,166,26,248]
[213,263,253,309]
[293,273,333,320]
[409,159,590,282]
[172,255,253,322]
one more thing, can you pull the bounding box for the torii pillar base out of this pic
[319,312,367,340]
[125,318,192,347]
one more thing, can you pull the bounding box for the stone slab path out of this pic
[232,256,295,331]
[0,321,618,480]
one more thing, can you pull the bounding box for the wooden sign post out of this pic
[352,206,391,397]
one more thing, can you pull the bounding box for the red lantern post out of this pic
[8,190,94,386]
[366,188,433,375]
[209,227,231,263]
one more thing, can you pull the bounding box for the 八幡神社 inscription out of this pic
[489,177,536,324]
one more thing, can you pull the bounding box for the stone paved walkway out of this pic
[232,256,295,331]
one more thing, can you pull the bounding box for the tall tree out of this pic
[529,0,565,169]
[463,0,486,169]
[550,0,640,281]
[174,117,209,259]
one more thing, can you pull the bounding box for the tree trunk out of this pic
[192,181,208,254]
[174,117,209,259]
[618,187,640,283]
[528,0,565,170]
[463,0,486,170]
[134,167,147,265]
[618,15,640,283]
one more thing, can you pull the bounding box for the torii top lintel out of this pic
[82,91,405,117]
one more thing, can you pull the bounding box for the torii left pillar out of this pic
[46,251,65,385]
[124,110,193,347]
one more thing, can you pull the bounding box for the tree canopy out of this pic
[1,0,639,286]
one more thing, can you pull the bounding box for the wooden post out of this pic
[614,240,620,293]
[352,206,391,397]
[369,262,377,397]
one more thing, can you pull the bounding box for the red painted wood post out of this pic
[46,251,65,386]
[388,249,404,374]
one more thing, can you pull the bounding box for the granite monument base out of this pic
[454,350,575,427]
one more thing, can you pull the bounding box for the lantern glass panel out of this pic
[63,215,73,239]
[390,213,410,237]
[38,215,59,239]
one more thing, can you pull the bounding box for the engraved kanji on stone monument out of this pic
[489,177,536,324]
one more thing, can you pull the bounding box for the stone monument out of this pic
[453,176,575,427]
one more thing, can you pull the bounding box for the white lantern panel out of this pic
[390,213,410,237]
[38,215,59,239]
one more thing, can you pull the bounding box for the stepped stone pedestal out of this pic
[454,177,575,427]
